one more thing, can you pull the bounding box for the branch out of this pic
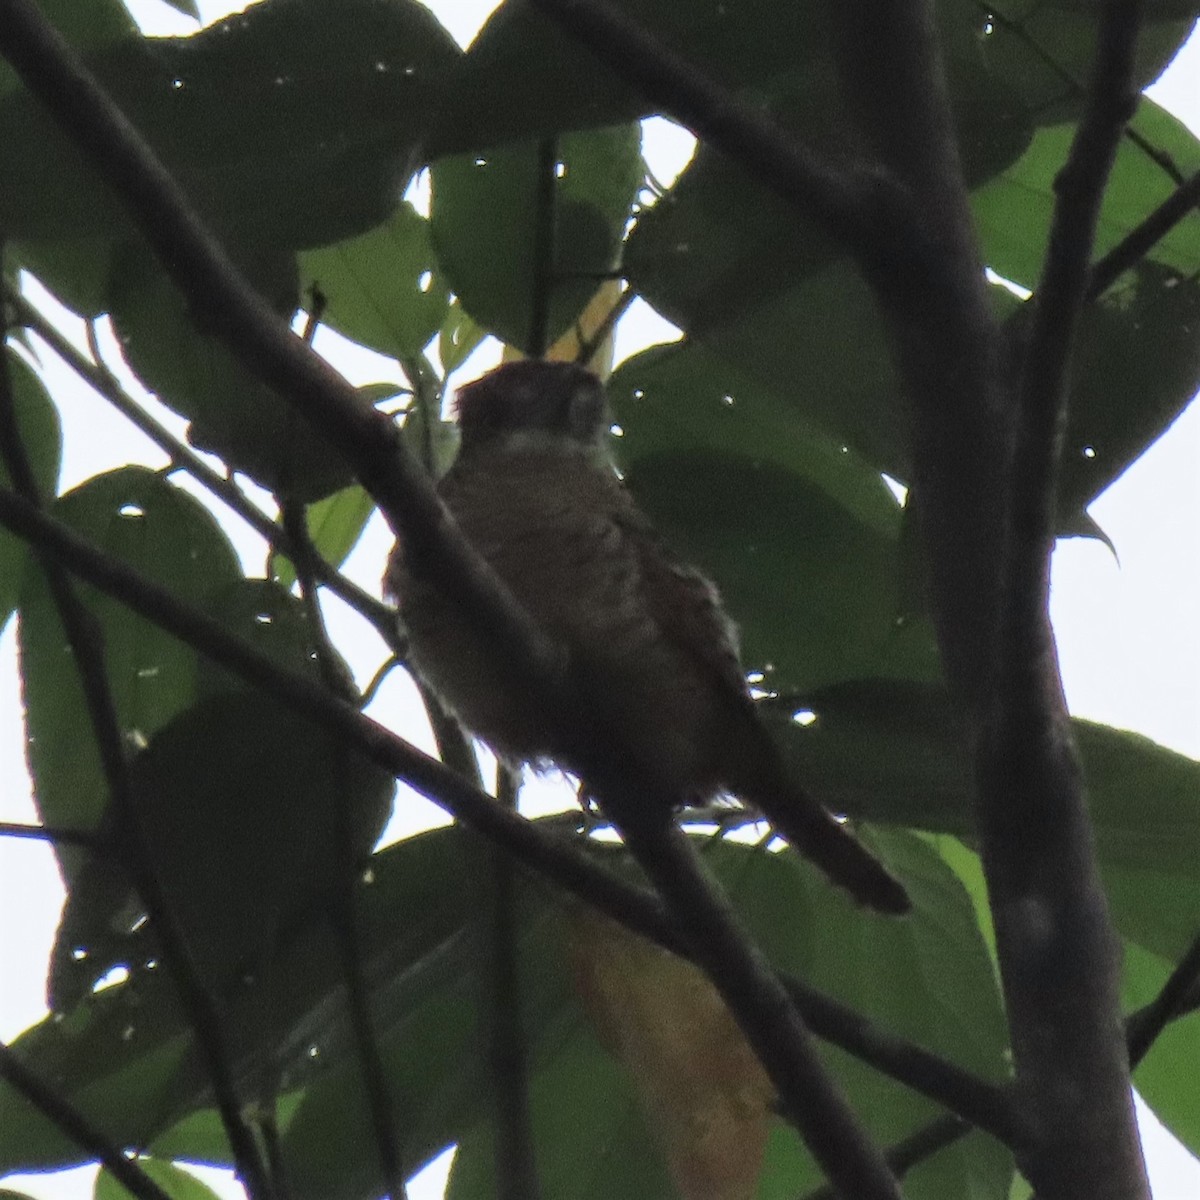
[1087,167,1200,299]
[1126,934,1200,1067]
[528,135,560,358]
[978,3,1150,1196]
[808,928,1200,1193]
[0,1042,174,1200]
[802,1113,969,1200]
[614,810,901,1200]
[483,765,542,1200]
[0,275,273,1200]
[4,284,394,638]
[0,485,1020,1147]
[283,501,407,1200]
[0,820,104,849]
[529,0,918,275]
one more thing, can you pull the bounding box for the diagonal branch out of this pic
[1087,167,1200,299]
[979,2,1150,1196]
[0,1042,174,1200]
[0,820,104,848]
[0,485,1021,1149]
[282,500,408,1200]
[1,280,273,1200]
[529,0,919,276]
[1126,934,1200,1066]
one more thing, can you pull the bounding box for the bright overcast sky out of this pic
[1,2,1198,1197]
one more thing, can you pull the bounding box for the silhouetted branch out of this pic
[0,820,104,848]
[530,0,918,275]
[528,135,560,358]
[284,500,407,1200]
[0,487,1019,1146]
[802,1113,970,1200]
[0,265,273,1200]
[1088,167,1200,298]
[1126,934,1200,1066]
[485,765,542,1200]
[978,4,1149,1197]
[0,1041,174,1200]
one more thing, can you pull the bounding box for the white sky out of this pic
[0,1,1198,1197]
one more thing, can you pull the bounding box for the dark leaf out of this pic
[430,124,642,351]
[108,241,356,501]
[0,0,460,249]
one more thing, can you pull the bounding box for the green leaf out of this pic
[446,1035,672,1200]
[10,237,116,318]
[48,581,390,1004]
[765,679,1200,960]
[974,98,1200,289]
[96,1157,222,1200]
[0,0,460,248]
[431,124,642,351]
[18,466,241,853]
[301,202,451,359]
[0,350,62,634]
[108,241,355,501]
[438,303,486,376]
[610,342,902,538]
[0,999,192,1175]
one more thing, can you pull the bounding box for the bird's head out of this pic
[453,360,611,459]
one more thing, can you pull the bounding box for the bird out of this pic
[386,359,909,915]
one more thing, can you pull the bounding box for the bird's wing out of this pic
[610,501,752,706]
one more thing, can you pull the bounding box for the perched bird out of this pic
[387,360,909,914]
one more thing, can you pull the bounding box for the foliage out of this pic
[0,2,1198,1199]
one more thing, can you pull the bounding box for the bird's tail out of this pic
[725,720,910,915]
[752,783,911,915]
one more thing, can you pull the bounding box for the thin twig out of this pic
[0,484,1020,1144]
[0,1042,175,1200]
[0,277,273,1200]
[283,499,408,1200]
[802,1113,969,1200]
[1126,934,1200,1066]
[1087,167,1200,298]
[573,284,635,367]
[528,136,560,358]
[0,820,105,848]
[485,763,541,1200]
